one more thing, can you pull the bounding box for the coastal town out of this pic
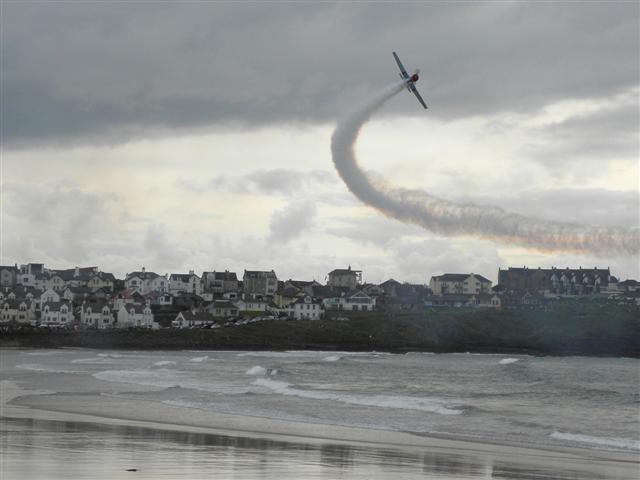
[0,263,638,330]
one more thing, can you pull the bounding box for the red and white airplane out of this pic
[393,51,427,109]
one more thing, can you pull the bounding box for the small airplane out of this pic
[392,51,427,109]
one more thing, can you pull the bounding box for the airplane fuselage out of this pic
[409,73,419,83]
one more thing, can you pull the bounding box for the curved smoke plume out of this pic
[330,83,639,256]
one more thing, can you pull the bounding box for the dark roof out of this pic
[52,267,99,281]
[170,273,198,282]
[244,270,276,278]
[42,301,73,310]
[127,271,160,280]
[65,286,93,294]
[328,268,360,276]
[279,286,302,297]
[379,278,401,286]
[0,266,18,272]
[212,300,236,309]
[213,271,238,281]
[432,273,491,283]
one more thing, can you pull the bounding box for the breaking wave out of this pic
[93,369,249,394]
[16,363,87,374]
[499,358,520,365]
[550,431,640,451]
[251,378,461,415]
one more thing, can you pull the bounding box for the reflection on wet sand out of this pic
[0,417,633,480]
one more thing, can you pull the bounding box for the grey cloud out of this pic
[455,188,639,228]
[526,98,640,167]
[1,181,127,263]
[3,2,638,146]
[176,168,334,196]
[269,200,317,244]
[326,215,426,248]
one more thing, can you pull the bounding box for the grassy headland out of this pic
[2,299,638,357]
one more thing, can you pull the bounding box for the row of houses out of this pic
[1,262,636,329]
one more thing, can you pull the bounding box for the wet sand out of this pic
[2,381,638,480]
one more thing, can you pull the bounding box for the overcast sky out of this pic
[2,2,638,283]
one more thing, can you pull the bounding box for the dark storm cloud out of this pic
[3,2,638,147]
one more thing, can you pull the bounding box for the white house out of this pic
[125,268,168,295]
[173,310,214,328]
[79,302,115,329]
[292,296,323,320]
[327,266,362,289]
[1,300,36,324]
[429,273,492,296]
[40,288,61,305]
[116,303,157,329]
[206,300,239,318]
[40,301,74,326]
[323,290,376,312]
[234,298,268,313]
[169,271,201,295]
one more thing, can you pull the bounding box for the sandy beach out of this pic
[2,379,638,480]
[2,348,639,479]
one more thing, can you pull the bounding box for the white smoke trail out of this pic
[331,83,639,256]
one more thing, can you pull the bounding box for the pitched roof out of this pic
[329,268,360,276]
[213,271,238,281]
[127,271,160,280]
[170,273,197,282]
[244,270,276,278]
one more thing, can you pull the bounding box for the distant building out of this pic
[327,266,361,290]
[173,310,214,328]
[79,301,115,329]
[206,300,239,318]
[202,270,239,294]
[169,271,202,295]
[0,265,18,288]
[292,296,324,320]
[125,268,168,294]
[243,270,278,299]
[323,290,376,312]
[429,273,492,296]
[497,266,612,295]
[40,301,74,326]
[116,303,156,329]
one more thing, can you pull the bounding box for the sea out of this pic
[1,349,638,479]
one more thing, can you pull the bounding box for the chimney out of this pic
[142,267,146,273]
[74,266,79,277]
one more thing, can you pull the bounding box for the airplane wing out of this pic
[393,51,409,79]
[409,83,428,109]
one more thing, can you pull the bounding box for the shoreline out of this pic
[2,381,638,470]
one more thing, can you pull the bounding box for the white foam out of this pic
[499,358,519,365]
[246,366,267,376]
[97,353,124,358]
[251,378,461,415]
[24,350,71,356]
[93,369,249,394]
[16,363,87,374]
[190,356,208,362]
[550,431,640,451]
[322,355,342,362]
[238,352,304,358]
[154,361,177,367]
